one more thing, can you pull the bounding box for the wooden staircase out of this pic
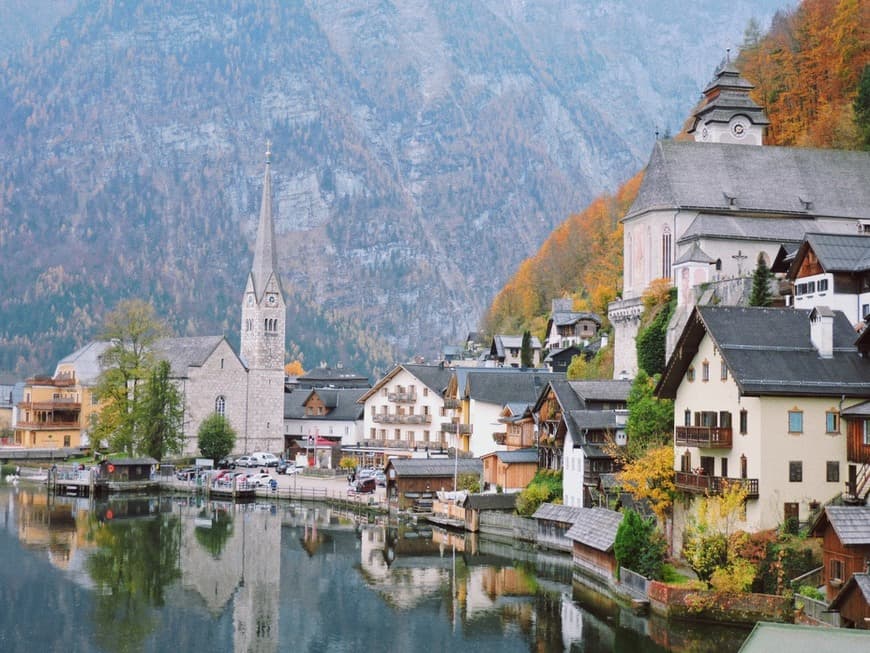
[844,462,870,505]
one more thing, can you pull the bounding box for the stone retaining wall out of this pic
[648,580,792,624]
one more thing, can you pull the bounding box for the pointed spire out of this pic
[250,140,281,299]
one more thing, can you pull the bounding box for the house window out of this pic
[825,411,839,433]
[830,559,844,583]
[863,304,870,319]
[215,395,226,417]
[684,409,691,427]
[788,410,803,434]
[702,361,709,382]
[741,454,748,479]
[423,387,428,397]
[64,435,71,447]
[687,367,695,382]
[739,409,748,435]
[423,430,430,442]
[681,450,691,472]
[817,278,828,292]
[721,457,728,478]
[864,419,870,445]
[720,362,728,381]
[370,428,375,438]
[394,429,401,439]
[789,461,803,482]
[826,461,839,483]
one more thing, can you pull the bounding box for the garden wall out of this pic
[648,581,792,624]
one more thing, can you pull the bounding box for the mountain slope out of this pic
[0,0,781,376]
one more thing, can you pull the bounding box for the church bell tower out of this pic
[240,142,286,454]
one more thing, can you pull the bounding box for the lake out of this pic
[0,483,749,652]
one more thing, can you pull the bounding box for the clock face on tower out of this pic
[731,120,747,138]
[267,294,277,306]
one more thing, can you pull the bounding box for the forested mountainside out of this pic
[0,0,781,378]
[482,0,870,341]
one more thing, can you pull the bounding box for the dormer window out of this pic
[687,366,695,382]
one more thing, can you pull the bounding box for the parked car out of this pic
[247,472,276,488]
[284,465,302,475]
[250,452,279,467]
[176,467,197,481]
[234,455,255,468]
[358,468,376,479]
[374,471,386,487]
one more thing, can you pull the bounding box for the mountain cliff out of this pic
[0,0,781,376]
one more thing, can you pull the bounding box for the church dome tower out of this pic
[688,53,769,145]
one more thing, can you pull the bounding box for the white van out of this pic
[250,452,279,467]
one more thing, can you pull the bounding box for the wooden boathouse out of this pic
[48,457,160,497]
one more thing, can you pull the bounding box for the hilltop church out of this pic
[608,58,870,378]
[14,147,287,457]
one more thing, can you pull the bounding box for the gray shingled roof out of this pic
[677,214,828,245]
[297,365,370,388]
[659,306,870,399]
[154,336,225,377]
[532,503,587,524]
[673,242,716,265]
[461,493,518,511]
[830,573,870,610]
[822,506,870,546]
[841,400,870,417]
[551,311,602,328]
[359,363,452,403]
[568,410,620,431]
[284,387,366,421]
[565,508,624,552]
[56,341,112,386]
[789,232,870,276]
[491,448,537,464]
[567,380,632,403]
[465,370,563,405]
[627,141,870,220]
[388,458,481,478]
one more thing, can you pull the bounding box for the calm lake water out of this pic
[0,483,749,652]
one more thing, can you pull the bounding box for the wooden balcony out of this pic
[846,425,870,464]
[443,398,461,409]
[19,400,81,411]
[492,432,507,445]
[373,414,403,424]
[675,426,733,449]
[675,471,759,498]
[15,420,80,430]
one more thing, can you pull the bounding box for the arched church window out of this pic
[715,259,722,271]
[215,395,226,417]
[661,226,672,279]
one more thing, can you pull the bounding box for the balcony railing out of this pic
[373,414,432,425]
[492,432,507,445]
[675,471,759,498]
[443,398,461,409]
[387,391,417,403]
[15,420,81,430]
[441,422,473,435]
[675,426,733,448]
[18,400,81,411]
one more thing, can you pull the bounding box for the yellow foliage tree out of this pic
[284,360,305,376]
[617,445,676,526]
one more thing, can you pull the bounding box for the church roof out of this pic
[673,242,715,265]
[625,141,870,221]
[677,214,825,245]
[154,336,227,377]
[56,341,112,386]
[690,58,769,133]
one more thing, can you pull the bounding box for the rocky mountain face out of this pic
[0,0,781,377]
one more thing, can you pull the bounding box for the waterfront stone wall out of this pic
[648,580,792,624]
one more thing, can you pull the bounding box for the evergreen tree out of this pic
[748,253,774,306]
[136,360,185,461]
[614,509,667,580]
[521,330,533,368]
[197,413,237,463]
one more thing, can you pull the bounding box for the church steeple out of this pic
[241,142,286,372]
[689,52,769,145]
[249,141,283,301]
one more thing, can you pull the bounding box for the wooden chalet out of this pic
[829,573,870,630]
[841,400,870,504]
[480,447,537,492]
[810,506,870,601]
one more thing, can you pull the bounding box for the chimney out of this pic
[809,307,834,358]
[600,332,609,349]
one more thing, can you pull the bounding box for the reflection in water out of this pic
[0,487,750,652]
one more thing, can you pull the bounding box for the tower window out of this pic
[215,395,226,417]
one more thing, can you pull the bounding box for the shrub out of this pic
[614,509,666,580]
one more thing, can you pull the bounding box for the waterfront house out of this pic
[357,364,453,467]
[533,379,630,507]
[565,507,624,584]
[809,506,870,602]
[459,492,518,532]
[828,573,870,630]
[384,457,482,510]
[657,305,870,537]
[283,386,366,467]
[480,448,537,492]
[445,368,562,457]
